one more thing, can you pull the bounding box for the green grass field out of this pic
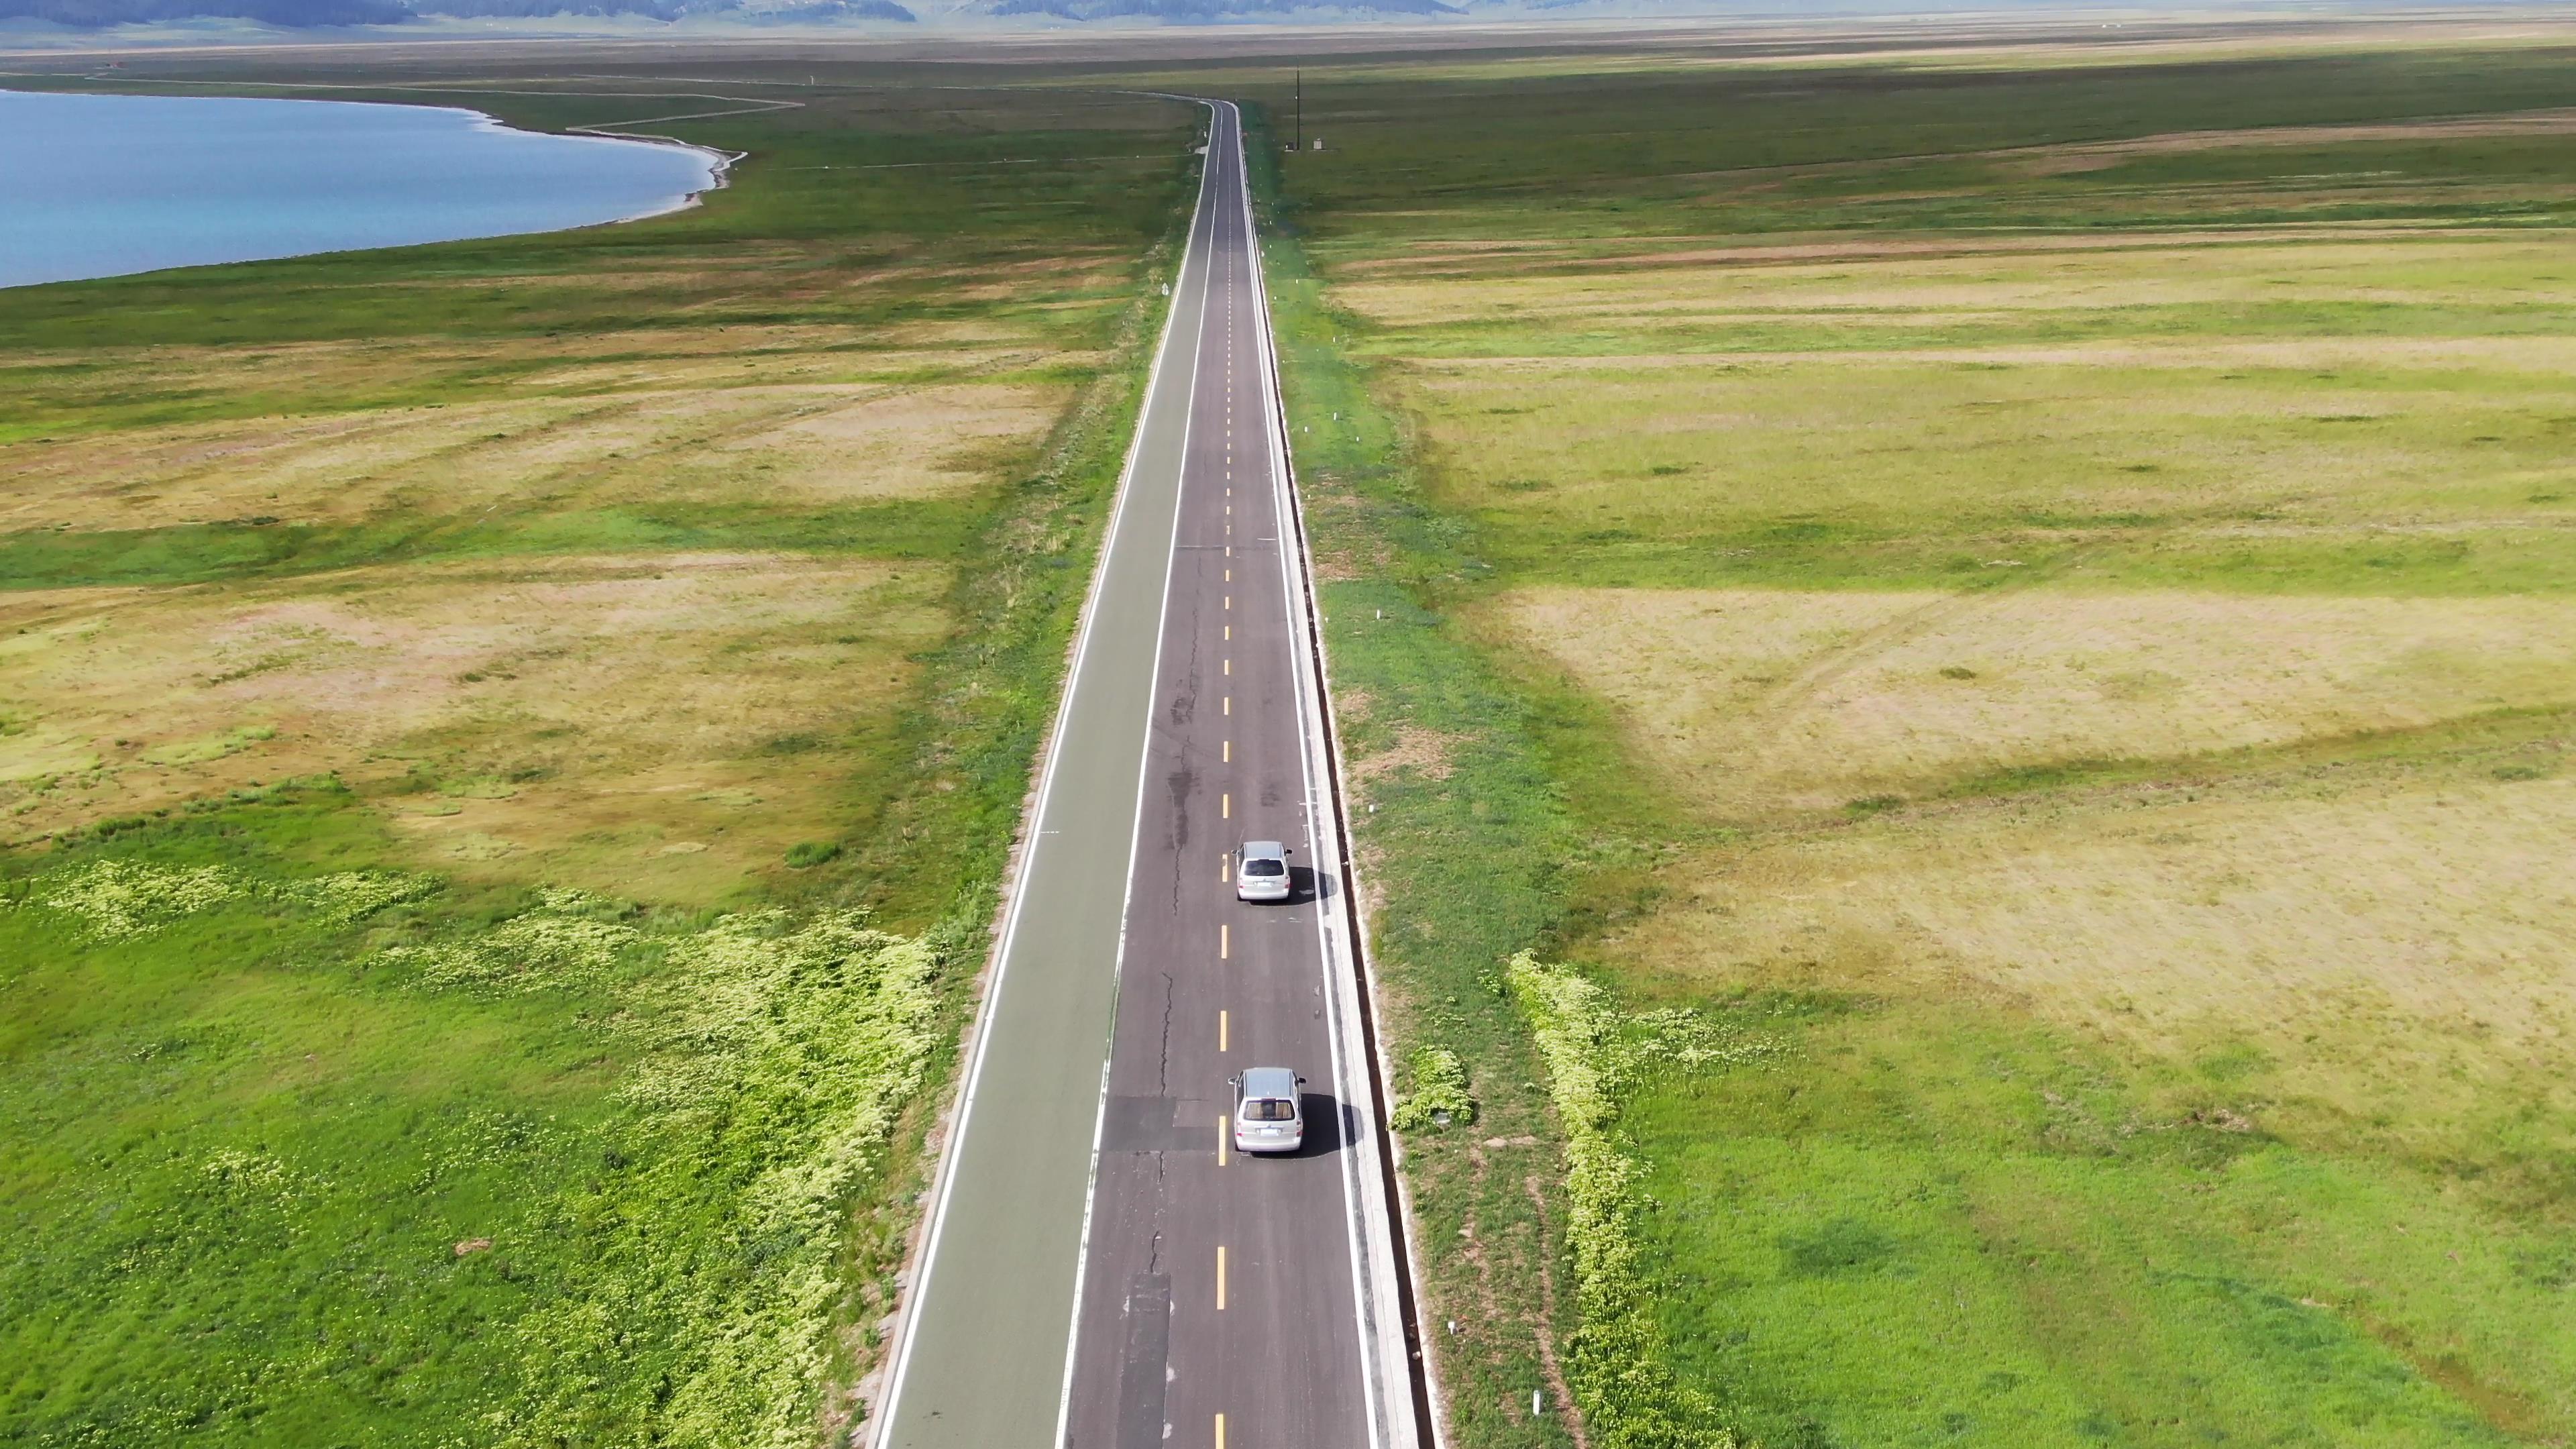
[0,60,1199,1446]
[1234,32,2576,1449]
[19,31,2576,1448]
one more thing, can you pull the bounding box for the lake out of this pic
[0,89,721,289]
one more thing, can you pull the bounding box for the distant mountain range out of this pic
[1,0,2457,28]
[990,0,1455,18]
[0,0,924,24]
[0,0,1581,25]
[5,0,400,23]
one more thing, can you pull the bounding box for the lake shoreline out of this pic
[0,87,723,289]
[460,102,737,227]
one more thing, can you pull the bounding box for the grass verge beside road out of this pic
[0,64,1199,1446]
[1256,107,1644,1449]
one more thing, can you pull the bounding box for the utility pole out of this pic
[1295,70,1303,154]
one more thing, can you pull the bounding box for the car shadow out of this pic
[1293,1092,1351,1158]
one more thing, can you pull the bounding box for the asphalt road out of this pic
[877,101,1409,1449]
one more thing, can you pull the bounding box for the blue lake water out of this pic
[0,89,720,289]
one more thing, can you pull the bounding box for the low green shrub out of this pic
[472,903,943,1448]
[1507,951,1734,1449]
[1389,1045,1476,1132]
[785,841,843,869]
[19,859,439,939]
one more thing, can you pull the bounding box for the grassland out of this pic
[0,60,1198,1445]
[1236,33,2576,1449]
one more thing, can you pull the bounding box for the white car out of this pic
[1235,840,1291,903]
[1231,1067,1305,1155]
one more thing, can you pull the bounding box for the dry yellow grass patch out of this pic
[1344,724,1461,799]
[1998,108,2576,174]
[1429,335,2576,374]
[1323,226,2473,280]
[1334,237,2576,331]
[1619,769,2576,1149]
[3,325,895,409]
[511,344,1060,394]
[5,379,1070,531]
[728,382,1069,503]
[0,552,945,902]
[1501,586,2576,816]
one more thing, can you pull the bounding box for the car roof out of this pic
[1240,1066,1299,1096]
[1242,840,1286,857]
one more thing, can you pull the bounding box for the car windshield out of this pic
[1244,859,1285,876]
[1242,1097,1296,1122]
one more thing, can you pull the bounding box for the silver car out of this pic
[1231,1067,1305,1155]
[1235,840,1291,903]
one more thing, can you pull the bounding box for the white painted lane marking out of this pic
[1055,96,1225,1449]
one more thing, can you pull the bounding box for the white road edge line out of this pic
[1236,101,1437,1449]
[1049,96,1221,1449]
[869,97,1217,1449]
